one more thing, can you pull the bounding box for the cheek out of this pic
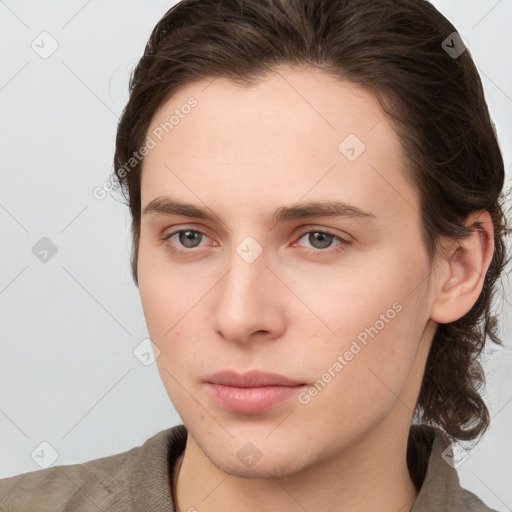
[137,253,211,377]
[288,257,414,345]
[295,308,425,442]
[137,246,203,341]
[294,256,430,398]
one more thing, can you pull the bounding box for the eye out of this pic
[293,229,350,253]
[161,227,351,255]
[162,229,211,250]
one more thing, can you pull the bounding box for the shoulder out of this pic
[0,448,133,511]
[0,425,187,512]
[458,488,502,512]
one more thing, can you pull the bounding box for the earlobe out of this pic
[430,211,494,324]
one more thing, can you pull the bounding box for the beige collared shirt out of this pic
[0,424,500,511]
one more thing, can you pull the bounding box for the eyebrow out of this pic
[142,196,376,223]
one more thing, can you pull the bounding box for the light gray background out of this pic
[1,0,511,509]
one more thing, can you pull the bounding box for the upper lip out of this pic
[205,370,305,387]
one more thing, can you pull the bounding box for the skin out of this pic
[136,66,494,512]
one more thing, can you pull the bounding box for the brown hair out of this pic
[113,0,509,443]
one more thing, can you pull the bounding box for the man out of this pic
[0,0,508,510]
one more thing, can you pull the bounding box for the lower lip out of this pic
[205,383,305,414]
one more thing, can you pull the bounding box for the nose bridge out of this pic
[212,233,283,341]
[220,235,268,309]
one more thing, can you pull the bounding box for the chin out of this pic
[192,430,320,480]
[208,449,309,479]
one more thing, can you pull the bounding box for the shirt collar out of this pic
[409,423,482,511]
[130,425,187,511]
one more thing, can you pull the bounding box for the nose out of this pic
[212,242,286,345]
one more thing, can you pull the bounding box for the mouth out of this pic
[204,370,307,414]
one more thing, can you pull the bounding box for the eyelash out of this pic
[160,227,351,256]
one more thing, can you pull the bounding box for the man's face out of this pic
[137,67,437,477]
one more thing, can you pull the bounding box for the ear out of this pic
[430,211,494,324]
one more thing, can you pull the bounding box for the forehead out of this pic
[140,67,419,222]
[145,67,396,160]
